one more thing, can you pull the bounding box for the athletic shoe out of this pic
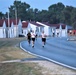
[42,46,44,48]
[32,46,34,48]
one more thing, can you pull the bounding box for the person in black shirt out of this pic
[27,31,31,45]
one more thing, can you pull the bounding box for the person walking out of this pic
[27,31,31,45]
[41,31,46,47]
[31,30,36,48]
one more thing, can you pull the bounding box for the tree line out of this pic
[0,1,76,29]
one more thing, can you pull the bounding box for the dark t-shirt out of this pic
[27,32,31,40]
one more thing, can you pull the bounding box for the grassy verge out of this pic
[0,62,42,75]
[0,38,36,61]
[0,38,43,75]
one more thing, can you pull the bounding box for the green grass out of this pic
[0,38,25,48]
[0,63,42,75]
[0,38,43,75]
[0,37,36,61]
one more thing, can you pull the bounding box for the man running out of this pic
[31,30,36,48]
[41,31,46,47]
[35,30,38,40]
[27,31,31,45]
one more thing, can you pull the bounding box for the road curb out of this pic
[20,41,76,70]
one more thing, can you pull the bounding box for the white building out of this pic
[0,19,22,38]
[0,19,73,38]
[22,21,44,37]
[22,21,28,36]
[0,20,6,38]
[28,21,44,36]
[36,22,55,36]
[37,22,72,37]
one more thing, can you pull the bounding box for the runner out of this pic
[35,30,38,40]
[27,31,31,45]
[35,34,37,40]
[31,30,36,48]
[41,31,46,47]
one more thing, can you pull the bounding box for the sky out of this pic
[0,0,76,14]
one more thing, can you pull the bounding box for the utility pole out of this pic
[15,0,18,37]
[8,7,10,38]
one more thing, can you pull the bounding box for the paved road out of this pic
[20,37,76,70]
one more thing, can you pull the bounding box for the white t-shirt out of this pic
[31,32,35,38]
[41,33,46,38]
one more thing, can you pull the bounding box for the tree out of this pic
[3,1,76,28]
[33,8,39,21]
[37,10,48,22]
[62,6,74,25]
[71,8,76,29]
[6,0,30,20]
[0,12,4,19]
[48,2,65,23]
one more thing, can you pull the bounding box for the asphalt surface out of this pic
[20,37,76,70]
